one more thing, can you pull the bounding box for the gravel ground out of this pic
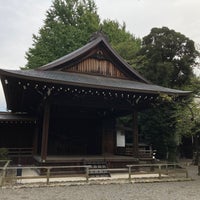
[0,163,200,200]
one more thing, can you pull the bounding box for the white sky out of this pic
[0,0,200,111]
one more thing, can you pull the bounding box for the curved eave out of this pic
[0,69,191,96]
[37,36,150,84]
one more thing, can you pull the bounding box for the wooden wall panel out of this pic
[62,58,127,78]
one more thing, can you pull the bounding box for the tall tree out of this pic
[136,27,199,88]
[25,0,100,69]
[25,0,141,69]
[101,20,141,66]
[139,103,177,159]
[136,27,199,160]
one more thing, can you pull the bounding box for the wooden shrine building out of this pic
[0,33,190,166]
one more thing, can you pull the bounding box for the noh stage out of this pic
[0,32,190,167]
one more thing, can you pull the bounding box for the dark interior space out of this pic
[0,124,35,148]
[47,105,103,155]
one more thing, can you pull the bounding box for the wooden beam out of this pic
[41,102,50,162]
[133,110,139,157]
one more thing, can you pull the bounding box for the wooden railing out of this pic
[7,148,33,157]
[138,150,157,159]
[0,163,189,187]
[116,147,156,159]
[126,163,189,182]
[0,160,11,186]
[0,165,91,187]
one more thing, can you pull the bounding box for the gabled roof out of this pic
[37,32,150,83]
[0,32,191,112]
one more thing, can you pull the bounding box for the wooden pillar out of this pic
[33,124,39,155]
[133,110,139,157]
[102,118,115,155]
[41,102,50,162]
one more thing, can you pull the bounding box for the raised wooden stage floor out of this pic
[34,155,139,168]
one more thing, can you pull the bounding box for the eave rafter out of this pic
[2,76,181,112]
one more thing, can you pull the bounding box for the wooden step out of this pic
[84,160,110,177]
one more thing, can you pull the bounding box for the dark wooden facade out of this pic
[0,33,190,165]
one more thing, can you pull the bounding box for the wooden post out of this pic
[41,102,50,162]
[133,111,139,158]
[46,168,50,185]
[128,165,132,183]
[0,168,6,187]
[186,169,189,178]
[33,124,39,155]
[158,164,162,179]
[102,118,115,155]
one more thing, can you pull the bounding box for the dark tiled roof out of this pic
[0,69,191,95]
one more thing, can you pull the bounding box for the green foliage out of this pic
[136,27,199,88]
[187,76,200,97]
[25,0,100,69]
[136,27,200,161]
[174,101,200,137]
[139,103,177,159]
[24,0,141,69]
[101,20,141,66]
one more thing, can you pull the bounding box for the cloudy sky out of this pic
[0,0,200,111]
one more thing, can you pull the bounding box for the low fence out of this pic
[127,163,189,181]
[0,160,11,186]
[0,163,189,187]
[0,165,91,187]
